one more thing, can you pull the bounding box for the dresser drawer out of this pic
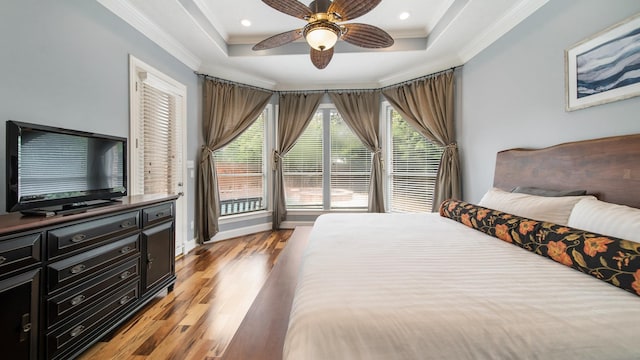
[0,232,42,277]
[46,280,140,359]
[47,258,140,328]
[142,203,173,228]
[47,235,139,293]
[48,211,140,259]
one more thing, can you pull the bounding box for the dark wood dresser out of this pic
[0,194,178,360]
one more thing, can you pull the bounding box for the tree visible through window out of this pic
[214,110,267,215]
[389,108,444,212]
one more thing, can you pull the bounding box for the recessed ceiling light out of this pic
[241,19,252,27]
[399,12,410,20]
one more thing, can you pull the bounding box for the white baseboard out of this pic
[205,223,274,244]
[184,237,198,254]
[280,220,315,229]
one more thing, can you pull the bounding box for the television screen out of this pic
[6,121,127,213]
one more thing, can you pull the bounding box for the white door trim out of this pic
[128,54,188,256]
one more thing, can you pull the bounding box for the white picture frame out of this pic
[565,13,640,111]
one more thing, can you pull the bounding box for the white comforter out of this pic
[283,213,640,360]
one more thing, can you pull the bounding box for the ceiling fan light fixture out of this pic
[304,21,341,51]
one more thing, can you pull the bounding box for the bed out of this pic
[282,134,640,360]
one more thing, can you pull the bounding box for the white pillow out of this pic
[568,198,640,242]
[478,188,595,225]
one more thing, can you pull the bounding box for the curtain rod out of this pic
[380,66,460,91]
[196,65,461,94]
[194,72,274,93]
[276,65,461,94]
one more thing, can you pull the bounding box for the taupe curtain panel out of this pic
[329,91,384,212]
[382,71,461,211]
[273,92,323,230]
[197,79,272,243]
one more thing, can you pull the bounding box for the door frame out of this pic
[128,55,188,256]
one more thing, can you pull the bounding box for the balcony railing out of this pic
[220,197,264,216]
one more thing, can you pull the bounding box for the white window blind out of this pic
[330,110,370,209]
[214,111,267,215]
[283,113,323,209]
[138,81,180,195]
[389,109,444,213]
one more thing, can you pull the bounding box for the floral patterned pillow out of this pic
[440,199,640,297]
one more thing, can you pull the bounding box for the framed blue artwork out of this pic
[565,12,640,111]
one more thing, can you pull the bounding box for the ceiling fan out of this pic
[252,0,394,69]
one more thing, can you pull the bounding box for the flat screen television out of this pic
[6,120,127,215]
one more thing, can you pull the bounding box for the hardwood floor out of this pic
[79,229,293,360]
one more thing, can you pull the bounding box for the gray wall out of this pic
[458,0,640,204]
[0,1,200,241]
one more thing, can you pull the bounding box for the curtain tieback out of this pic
[445,143,457,150]
[372,148,384,171]
[272,149,284,168]
[200,146,215,163]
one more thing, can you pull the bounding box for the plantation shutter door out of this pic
[138,79,179,195]
[390,112,444,213]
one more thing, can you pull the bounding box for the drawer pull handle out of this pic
[147,253,155,269]
[70,325,85,338]
[120,271,131,279]
[0,256,6,265]
[70,264,86,274]
[20,313,31,342]
[120,295,130,305]
[71,234,87,243]
[70,295,86,306]
[120,220,134,228]
[156,212,164,218]
[120,246,134,254]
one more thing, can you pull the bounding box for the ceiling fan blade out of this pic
[262,0,312,20]
[310,47,334,69]
[342,23,394,48]
[253,29,303,50]
[328,0,381,21]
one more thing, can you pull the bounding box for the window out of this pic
[283,108,370,210]
[214,108,268,216]
[330,110,370,209]
[283,112,324,209]
[137,82,182,195]
[387,107,444,213]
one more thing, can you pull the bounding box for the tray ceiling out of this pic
[98,0,549,90]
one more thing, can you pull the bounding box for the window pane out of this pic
[330,110,370,209]
[390,175,438,213]
[139,82,179,195]
[214,112,266,215]
[390,109,444,213]
[284,113,323,209]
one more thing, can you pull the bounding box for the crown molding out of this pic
[458,0,549,62]
[180,0,228,55]
[97,0,202,70]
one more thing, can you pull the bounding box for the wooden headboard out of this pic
[493,134,640,209]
